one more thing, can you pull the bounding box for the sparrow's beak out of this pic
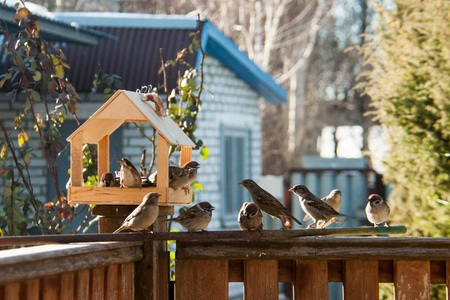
[288,188,294,192]
[211,206,215,210]
[239,182,243,186]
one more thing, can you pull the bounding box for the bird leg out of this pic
[181,186,191,195]
[384,222,390,229]
[335,218,348,227]
[306,222,316,229]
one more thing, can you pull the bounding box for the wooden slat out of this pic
[25,279,39,300]
[91,268,105,300]
[76,270,90,299]
[70,132,83,187]
[447,261,449,300]
[4,283,20,300]
[121,263,134,300]
[244,260,278,300]
[106,265,119,300]
[98,134,110,178]
[343,260,378,299]
[60,273,75,300]
[394,260,430,300]
[43,275,59,299]
[158,251,170,300]
[157,135,169,203]
[176,259,228,300]
[180,146,192,166]
[294,260,328,299]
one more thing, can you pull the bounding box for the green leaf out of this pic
[32,70,41,81]
[2,186,12,197]
[191,181,203,191]
[200,146,209,160]
[23,148,36,165]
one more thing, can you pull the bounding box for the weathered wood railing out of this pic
[0,227,448,299]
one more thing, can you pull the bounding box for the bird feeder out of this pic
[66,90,196,206]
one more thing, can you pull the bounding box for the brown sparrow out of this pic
[164,202,214,232]
[117,158,142,188]
[366,194,390,228]
[98,172,119,187]
[149,161,200,193]
[239,179,302,229]
[113,193,160,233]
[303,189,345,227]
[238,202,263,232]
[289,184,354,229]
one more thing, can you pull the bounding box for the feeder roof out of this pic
[66,90,196,147]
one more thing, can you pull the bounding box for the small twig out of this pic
[140,148,147,177]
[159,48,170,108]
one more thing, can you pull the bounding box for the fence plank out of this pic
[294,260,328,300]
[4,283,20,300]
[244,260,278,300]
[176,259,228,300]
[91,268,105,300]
[446,260,449,300]
[76,269,90,299]
[106,265,119,300]
[60,273,75,300]
[394,260,430,300]
[25,279,39,300]
[121,263,134,300]
[343,260,378,300]
[43,275,59,299]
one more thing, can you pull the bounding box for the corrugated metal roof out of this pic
[61,26,197,93]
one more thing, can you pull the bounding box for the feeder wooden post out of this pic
[180,146,192,166]
[97,135,110,178]
[70,132,83,187]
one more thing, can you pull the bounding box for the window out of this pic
[220,125,251,226]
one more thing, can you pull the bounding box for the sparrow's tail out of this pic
[113,225,125,234]
[337,213,356,219]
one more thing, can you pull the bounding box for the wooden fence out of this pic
[0,231,448,299]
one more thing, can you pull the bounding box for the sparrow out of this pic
[238,202,263,232]
[365,194,390,228]
[98,172,119,187]
[113,193,160,233]
[149,161,200,192]
[118,158,142,188]
[289,184,354,229]
[239,179,302,229]
[303,189,345,227]
[164,202,214,232]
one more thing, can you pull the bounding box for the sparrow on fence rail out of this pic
[365,194,390,228]
[118,158,142,188]
[238,202,263,232]
[164,202,214,232]
[303,189,345,228]
[289,185,354,229]
[149,161,200,193]
[98,172,119,187]
[239,179,302,229]
[113,193,161,233]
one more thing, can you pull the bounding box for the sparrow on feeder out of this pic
[239,179,302,229]
[238,202,263,232]
[289,184,354,229]
[365,194,390,228]
[149,160,200,193]
[164,202,214,232]
[117,158,142,188]
[303,189,346,228]
[98,172,119,187]
[113,193,161,233]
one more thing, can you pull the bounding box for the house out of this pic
[1,11,286,230]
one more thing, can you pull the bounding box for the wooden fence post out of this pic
[294,260,328,299]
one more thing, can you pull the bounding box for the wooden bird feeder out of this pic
[67,90,196,206]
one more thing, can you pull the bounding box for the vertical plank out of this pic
[97,135,110,178]
[76,269,90,299]
[394,260,430,300]
[60,273,75,300]
[180,146,192,166]
[4,283,20,300]
[25,279,39,300]
[244,260,278,300]
[91,268,105,300]
[70,132,83,186]
[176,259,228,300]
[43,275,59,299]
[106,265,120,300]
[446,260,449,300]
[343,260,379,300]
[158,251,170,300]
[121,263,135,300]
[157,134,169,203]
[294,260,328,300]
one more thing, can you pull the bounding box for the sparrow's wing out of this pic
[124,204,145,222]
[304,197,339,214]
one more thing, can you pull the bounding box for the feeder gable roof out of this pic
[53,12,287,104]
[66,90,196,147]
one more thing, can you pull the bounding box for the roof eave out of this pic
[197,21,287,104]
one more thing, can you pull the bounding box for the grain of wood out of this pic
[294,260,328,300]
[76,270,90,299]
[70,132,83,187]
[180,146,192,166]
[4,283,20,300]
[60,273,75,300]
[394,260,430,300]
[156,135,169,204]
[244,260,278,300]
[121,263,134,300]
[91,268,105,300]
[43,275,59,299]
[176,259,228,300]
[24,279,39,300]
[343,260,379,300]
[106,265,119,300]
[98,135,110,178]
